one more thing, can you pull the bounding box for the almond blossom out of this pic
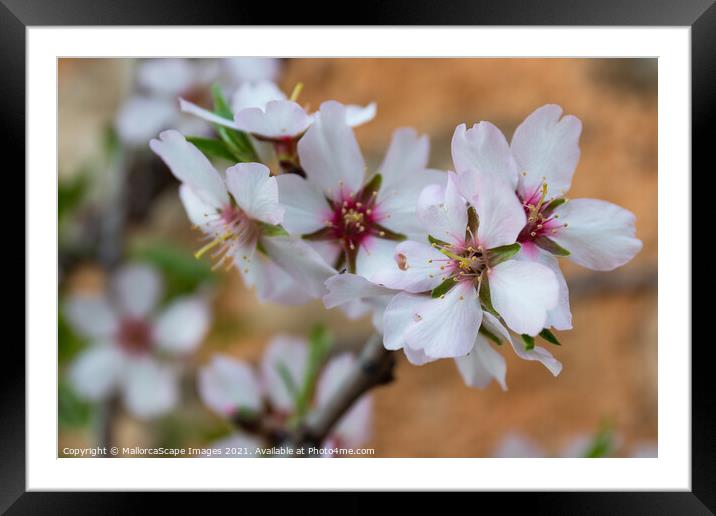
[452,104,642,329]
[149,130,334,304]
[278,101,446,278]
[198,336,372,452]
[354,168,561,389]
[64,263,210,419]
[179,81,376,174]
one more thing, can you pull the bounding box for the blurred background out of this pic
[58,58,657,458]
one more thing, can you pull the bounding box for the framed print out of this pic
[5,0,711,511]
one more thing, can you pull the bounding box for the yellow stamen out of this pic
[194,231,232,259]
[290,82,304,102]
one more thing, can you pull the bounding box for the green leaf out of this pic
[58,172,88,220]
[542,197,567,217]
[431,277,457,298]
[58,308,87,364]
[520,334,535,351]
[58,379,93,428]
[374,224,406,242]
[487,243,521,266]
[428,234,450,248]
[359,173,382,201]
[534,236,570,256]
[583,422,615,458]
[186,136,236,162]
[478,278,500,317]
[295,325,333,417]
[479,326,502,345]
[466,206,479,238]
[276,360,300,400]
[538,328,561,346]
[260,222,289,237]
[211,84,259,163]
[211,83,234,119]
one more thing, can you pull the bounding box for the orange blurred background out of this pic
[58,58,657,457]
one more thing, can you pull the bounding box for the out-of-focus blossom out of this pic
[493,431,655,458]
[222,57,281,84]
[64,263,210,419]
[115,59,218,146]
[452,104,642,330]
[150,130,334,304]
[198,335,372,452]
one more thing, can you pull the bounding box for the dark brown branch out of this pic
[292,333,395,450]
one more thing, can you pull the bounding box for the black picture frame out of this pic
[5,0,710,511]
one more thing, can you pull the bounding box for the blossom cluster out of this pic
[198,336,371,454]
[149,64,642,391]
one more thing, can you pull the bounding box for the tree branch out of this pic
[292,333,395,450]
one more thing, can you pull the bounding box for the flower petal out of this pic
[137,58,195,96]
[516,243,572,330]
[454,334,507,390]
[224,57,281,83]
[178,183,220,233]
[405,281,482,359]
[261,336,309,413]
[371,240,445,293]
[403,346,437,366]
[153,296,211,354]
[239,252,312,305]
[473,171,526,248]
[121,357,179,419]
[179,98,240,129]
[512,104,582,199]
[355,237,401,281]
[149,130,229,208]
[230,80,286,112]
[235,100,311,139]
[64,295,118,339]
[493,433,545,458]
[382,292,425,351]
[509,334,563,376]
[260,236,336,298]
[68,345,124,401]
[377,128,447,238]
[112,263,163,319]
[197,354,263,416]
[225,162,284,225]
[316,353,372,447]
[417,173,467,246]
[275,174,330,235]
[344,102,377,127]
[297,100,365,196]
[115,96,177,146]
[487,259,558,336]
[323,273,395,310]
[551,198,643,271]
[451,121,519,189]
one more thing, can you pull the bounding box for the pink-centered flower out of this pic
[377,170,559,352]
[64,263,210,419]
[278,101,446,277]
[198,336,372,451]
[150,130,334,304]
[451,104,642,329]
